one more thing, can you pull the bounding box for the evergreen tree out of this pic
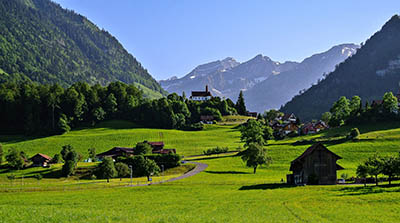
[236,91,247,115]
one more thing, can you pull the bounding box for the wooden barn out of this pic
[287,143,344,185]
[96,147,134,159]
[30,153,52,167]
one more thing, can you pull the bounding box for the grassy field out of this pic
[0,120,400,222]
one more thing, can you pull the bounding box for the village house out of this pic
[282,123,299,135]
[247,112,258,118]
[287,143,344,185]
[200,115,215,124]
[301,121,328,135]
[282,113,297,124]
[30,153,52,167]
[96,147,135,159]
[190,85,212,101]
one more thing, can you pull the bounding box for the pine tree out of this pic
[236,91,247,115]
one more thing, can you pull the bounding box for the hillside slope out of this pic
[281,15,400,121]
[0,0,165,96]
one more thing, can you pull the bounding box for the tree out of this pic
[57,114,70,134]
[61,149,78,177]
[0,144,3,165]
[5,148,25,170]
[52,154,61,163]
[321,112,332,124]
[264,109,283,122]
[362,154,384,186]
[115,162,130,181]
[329,96,350,127]
[104,93,118,116]
[356,164,368,187]
[349,96,361,115]
[88,148,96,161]
[262,125,273,141]
[236,91,247,116]
[34,174,43,185]
[134,142,152,155]
[61,144,74,161]
[241,143,271,174]
[143,159,160,181]
[382,92,398,114]
[240,120,265,146]
[381,156,399,185]
[348,128,360,140]
[98,157,116,182]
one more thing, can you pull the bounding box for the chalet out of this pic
[282,123,298,134]
[143,141,177,154]
[30,153,52,167]
[282,113,297,124]
[96,147,134,159]
[190,85,212,101]
[200,115,214,124]
[247,112,258,118]
[287,143,344,185]
[314,121,327,132]
[301,123,316,135]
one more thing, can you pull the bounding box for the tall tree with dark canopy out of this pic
[5,148,25,170]
[236,91,247,115]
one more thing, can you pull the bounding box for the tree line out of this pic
[0,81,242,135]
[322,92,399,127]
[357,153,400,186]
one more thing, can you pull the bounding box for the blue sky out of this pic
[53,0,400,80]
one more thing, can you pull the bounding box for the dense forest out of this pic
[0,81,238,135]
[281,15,400,121]
[0,0,165,97]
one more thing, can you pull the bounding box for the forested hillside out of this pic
[0,0,165,97]
[281,15,400,121]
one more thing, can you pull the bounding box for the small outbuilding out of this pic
[287,143,344,185]
[30,153,52,167]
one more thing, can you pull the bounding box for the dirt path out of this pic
[129,161,208,187]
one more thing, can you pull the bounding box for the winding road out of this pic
[129,161,208,187]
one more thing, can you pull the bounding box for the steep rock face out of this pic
[0,0,165,97]
[281,15,400,121]
[245,44,359,112]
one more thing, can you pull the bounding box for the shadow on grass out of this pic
[239,183,296,190]
[337,183,400,196]
[205,170,250,175]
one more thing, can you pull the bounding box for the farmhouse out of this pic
[190,85,212,101]
[282,123,299,134]
[287,143,344,185]
[200,115,214,124]
[282,113,297,124]
[144,141,177,154]
[96,147,134,159]
[30,153,52,167]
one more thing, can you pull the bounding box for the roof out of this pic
[290,143,342,167]
[200,115,214,121]
[147,141,164,147]
[96,147,134,157]
[283,113,296,120]
[30,153,52,161]
[153,148,177,154]
[191,91,212,97]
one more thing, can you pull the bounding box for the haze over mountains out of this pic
[281,15,400,121]
[0,0,165,97]
[160,44,359,112]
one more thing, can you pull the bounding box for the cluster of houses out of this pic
[96,141,176,160]
[268,113,328,137]
[28,141,175,167]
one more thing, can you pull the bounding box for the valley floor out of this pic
[0,120,400,222]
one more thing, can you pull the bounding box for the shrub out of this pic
[203,147,229,155]
[348,128,360,140]
[134,142,152,155]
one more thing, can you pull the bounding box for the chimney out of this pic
[206,85,208,92]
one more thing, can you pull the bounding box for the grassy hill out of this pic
[0,0,165,97]
[0,120,400,222]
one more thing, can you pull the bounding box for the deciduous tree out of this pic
[241,143,271,174]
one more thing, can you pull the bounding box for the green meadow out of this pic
[0,120,400,222]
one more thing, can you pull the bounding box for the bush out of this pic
[348,128,360,140]
[182,122,203,131]
[203,147,229,155]
[134,142,152,155]
[144,154,181,169]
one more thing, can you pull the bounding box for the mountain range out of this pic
[160,44,359,112]
[0,0,165,97]
[281,15,400,121]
